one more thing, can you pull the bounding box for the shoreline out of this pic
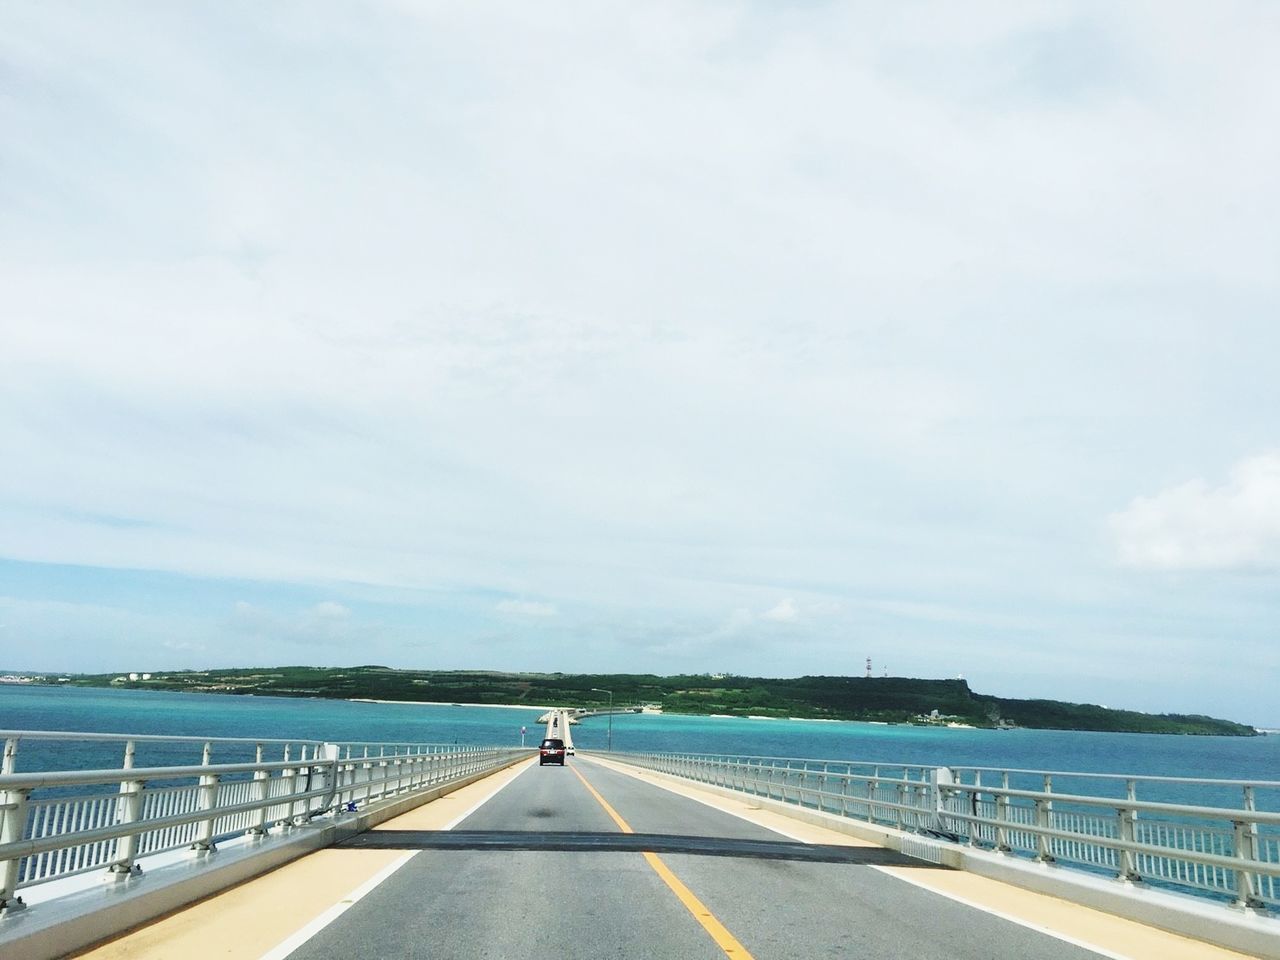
[9,684,1262,734]
[347,698,553,712]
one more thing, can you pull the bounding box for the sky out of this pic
[2,2,1278,725]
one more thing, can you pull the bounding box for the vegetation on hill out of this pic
[46,666,1257,735]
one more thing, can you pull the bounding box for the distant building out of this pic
[128,672,139,681]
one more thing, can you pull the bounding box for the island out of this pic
[23,666,1257,736]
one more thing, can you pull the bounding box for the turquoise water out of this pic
[3,685,1278,794]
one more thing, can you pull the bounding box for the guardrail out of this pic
[0,730,529,910]
[611,751,1280,912]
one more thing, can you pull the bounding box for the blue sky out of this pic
[2,3,1278,724]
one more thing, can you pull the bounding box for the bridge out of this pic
[1,727,1278,959]
[540,708,575,751]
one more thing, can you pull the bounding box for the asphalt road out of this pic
[287,757,1111,960]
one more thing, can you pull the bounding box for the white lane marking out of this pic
[258,761,532,959]
[581,758,1133,960]
[870,868,1136,960]
[256,851,418,960]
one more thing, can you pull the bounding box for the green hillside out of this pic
[48,666,1257,736]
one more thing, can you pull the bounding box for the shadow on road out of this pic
[336,830,940,867]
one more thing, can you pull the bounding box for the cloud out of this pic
[0,595,214,670]
[701,598,810,641]
[229,600,366,646]
[1,4,1279,721]
[1110,452,1280,570]
[312,601,350,619]
[762,598,799,622]
[496,599,558,618]
[720,607,756,636]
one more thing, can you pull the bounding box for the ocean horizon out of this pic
[4,683,1278,794]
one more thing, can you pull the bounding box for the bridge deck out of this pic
[74,756,1254,960]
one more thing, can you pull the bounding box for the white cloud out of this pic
[229,600,366,646]
[1,4,1279,720]
[1110,452,1280,570]
[496,599,558,618]
[762,598,799,622]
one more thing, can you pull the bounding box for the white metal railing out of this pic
[0,730,529,909]
[612,751,1280,913]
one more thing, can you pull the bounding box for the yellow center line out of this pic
[571,764,755,960]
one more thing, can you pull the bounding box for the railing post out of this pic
[110,779,145,875]
[1233,786,1264,910]
[374,746,387,803]
[0,736,20,906]
[995,772,1011,853]
[299,745,319,823]
[279,744,298,826]
[316,743,340,815]
[1117,779,1140,882]
[0,786,30,909]
[192,741,218,851]
[1035,774,1055,862]
[1,736,22,907]
[248,743,269,836]
[108,740,144,877]
[337,745,355,811]
[930,767,953,836]
[969,771,982,847]
[360,745,371,806]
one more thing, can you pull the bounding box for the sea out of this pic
[2,684,1278,809]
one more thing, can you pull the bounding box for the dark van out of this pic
[539,738,566,765]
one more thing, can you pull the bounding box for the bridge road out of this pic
[76,755,1254,960]
[545,708,573,751]
[280,758,1163,960]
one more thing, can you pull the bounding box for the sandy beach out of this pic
[347,698,554,711]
